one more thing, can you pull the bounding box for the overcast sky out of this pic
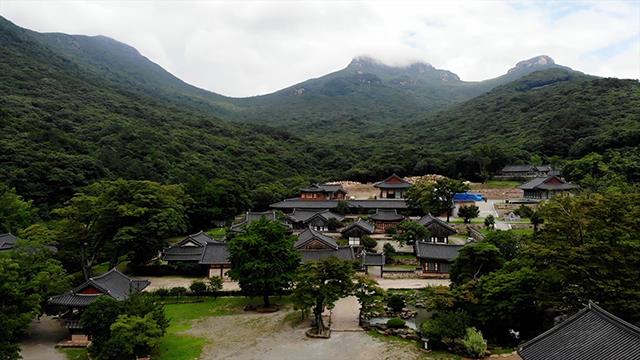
[2,0,639,97]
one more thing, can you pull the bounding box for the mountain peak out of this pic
[508,55,556,73]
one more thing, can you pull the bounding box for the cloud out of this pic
[2,0,639,96]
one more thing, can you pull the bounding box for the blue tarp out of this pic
[453,192,485,202]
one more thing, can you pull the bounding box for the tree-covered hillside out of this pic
[0,17,339,210]
[1,16,638,213]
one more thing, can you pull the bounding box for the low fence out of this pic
[383,269,419,279]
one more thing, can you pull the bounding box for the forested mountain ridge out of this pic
[1,16,638,213]
[0,17,339,209]
[228,55,572,133]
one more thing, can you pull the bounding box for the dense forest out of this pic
[1,16,638,216]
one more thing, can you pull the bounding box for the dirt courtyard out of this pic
[189,307,422,360]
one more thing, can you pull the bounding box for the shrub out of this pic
[383,243,396,259]
[420,310,470,348]
[385,227,397,235]
[169,286,187,297]
[189,280,207,295]
[386,317,406,328]
[101,314,163,359]
[151,288,170,297]
[360,235,377,251]
[175,262,205,276]
[326,217,343,231]
[461,327,488,358]
[387,293,405,313]
[208,276,223,292]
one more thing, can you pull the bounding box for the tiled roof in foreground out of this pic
[518,301,640,360]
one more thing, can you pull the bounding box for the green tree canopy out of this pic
[458,205,480,223]
[450,242,505,286]
[406,179,469,221]
[393,220,430,246]
[227,218,300,307]
[292,257,355,335]
[54,179,188,278]
[0,182,35,234]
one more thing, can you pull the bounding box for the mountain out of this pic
[228,55,572,133]
[1,16,637,210]
[0,17,341,208]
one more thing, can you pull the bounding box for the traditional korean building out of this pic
[414,241,463,275]
[299,183,347,200]
[0,233,17,251]
[374,174,412,199]
[47,269,150,346]
[295,228,354,263]
[362,252,385,278]
[286,209,345,231]
[416,214,457,243]
[341,219,375,246]
[518,301,640,360]
[519,175,578,200]
[229,210,292,233]
[369,209,405,233]
[499,164,554,179]
[270,198,410,214]
[162,231,230,278]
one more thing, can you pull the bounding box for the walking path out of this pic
[331,296,362,331]
[19,316,66,360]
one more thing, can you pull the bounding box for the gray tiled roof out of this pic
[0,233,17,251]
[341,219,375,234]
[48,269,149,307]
[287,209,345,223]
[416,215,457,236]
[519,176,578,191]
[369,209,404,221]
[414,242,463,261]
[295,228,338,250]
[363,252,385,266]
[230,210,292,232]
[502,164,536,172]
[300,183,346,193]
[299,247,354,263]
[270,199,409,210]
[163,246,206,262]
[199,242,230,265]
[518,301,640,360]
[374,174,412,189]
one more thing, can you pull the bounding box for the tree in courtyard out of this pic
[101,314,163,360]
[393,220,430,246]
[458,205,480,224]
[82,293,168,359]
[54,179,188,279]
[228,218,300,308]
[326,217,343,231]
[383,243,396,264]
[529,210,544,232]
[292,257,355,335]
[0,239,70,360]
[406,179,469,221]
[352,274,385,321]
[208,276,224,292]
[360,235,377,251]
[484,215,495,229]
[450,242,505,286]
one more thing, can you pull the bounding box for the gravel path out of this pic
[189,308,420,360]
[377,278,449,289]
[19,316,66,360]
[135,276,241,291]
[331,296,361,331]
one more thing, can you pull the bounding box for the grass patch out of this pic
[472,180,521,189]
[58,348,89,360]
[157,296,292,360]
[367,330,462,359]
[391,254,416,260]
